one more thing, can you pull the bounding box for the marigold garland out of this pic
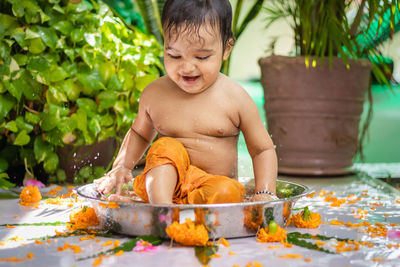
[256,221,287,243]
[19,185,42,206]
[68,206,100,230]
[165,218,209,246]
[291,207,321,228]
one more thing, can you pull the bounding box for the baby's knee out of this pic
[202,177,244,204]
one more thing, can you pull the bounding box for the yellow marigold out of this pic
[19,185,42,206]
[165,218,209,246]
[291,207,321,228]
[256,221,287,243]
[68,206,100,230]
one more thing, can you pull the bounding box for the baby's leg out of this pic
[187,176,245,204]
[145,164,178,204]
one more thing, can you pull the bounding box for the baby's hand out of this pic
[249,193,278,202]
[93,166,133,195]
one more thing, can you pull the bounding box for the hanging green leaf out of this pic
[14,130,30,146]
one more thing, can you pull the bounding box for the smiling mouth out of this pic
[182,75,200,82]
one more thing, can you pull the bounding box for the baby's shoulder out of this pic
[140,76,172,98]
[218,74,251,99]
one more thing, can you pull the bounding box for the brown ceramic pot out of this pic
[259,56,372,176]
[58,138,116,182]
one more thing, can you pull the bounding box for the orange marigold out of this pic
[256,221,287,243]
[68,206,100,230]
[165,218,209,246]
[291,207,321,228]
[19,185,42,206]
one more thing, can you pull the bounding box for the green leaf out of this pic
[43,151,59,174]
[0,173,15,190]
[5,121,18,132]
[135,73,158,91]
[14,130,30,146]
[76,66,105,90]
[12,69,42,101]
[53,20,73,35]
[58,117,77,133]
[46,85,68,104]
[0,14,18,39]
[16,116,33,133]
[29,38,46,54]
[27,56,51,73]
[45,128,64,146]
[107,74,123,91]
[34,136,54,163]
[56,169,67,183]
[98,91,118,109]
[35,26,58,49]
[0,93,16,118]
[70,28,85,43]
[99,113,114,127]
[84,33,101,48]
[71,109,87,131]
[59,79,80,101]
[77,98,98,117]
[25,112,40,124]
[98,126,115,142]
[48,65,68,82]
[0,158,8,172]
[78,166,92,178]
[88,116,101,136]
[194,245,218,265]
[13,54,28,66]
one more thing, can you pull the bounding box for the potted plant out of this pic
[0,0,163,185]
[259,1,399,175]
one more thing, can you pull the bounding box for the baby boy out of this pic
[94,0,277,204]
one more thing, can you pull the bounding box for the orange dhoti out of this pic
[133,137,245,204]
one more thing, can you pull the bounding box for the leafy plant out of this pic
[0,0,163,185]
[262,0,400,158]
[263,0,399,80]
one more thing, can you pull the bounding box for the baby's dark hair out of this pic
[162,0,235,50]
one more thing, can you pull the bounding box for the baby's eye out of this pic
[168,54,181,59]
[196,56,210,60]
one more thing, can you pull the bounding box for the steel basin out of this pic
[75,179,309,238]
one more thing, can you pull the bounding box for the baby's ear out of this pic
[223,38,235,60]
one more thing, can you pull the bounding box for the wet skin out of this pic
[94,23,278,203]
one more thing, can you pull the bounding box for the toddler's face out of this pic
[164,23,231,94]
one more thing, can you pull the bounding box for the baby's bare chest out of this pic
[149,98,239,138]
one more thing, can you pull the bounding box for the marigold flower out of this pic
[102,240,113,247]
[57,242,82,253]
[279,253,303,259]
[165,218,209,246]
[217,237,230,247]
[256,221,287,243]
[19,185,42,206]
[290,207,321,228]
[68,206,100,230]
[330,220,345,226]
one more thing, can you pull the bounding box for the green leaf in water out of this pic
[194,245,218,265]
[286,232,351,254]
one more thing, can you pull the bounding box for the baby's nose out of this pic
[181,60,196,73]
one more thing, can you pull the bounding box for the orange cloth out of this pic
[133,137,245,204]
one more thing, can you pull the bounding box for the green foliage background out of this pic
[0,0,163,186]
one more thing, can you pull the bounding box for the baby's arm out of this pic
[94,88,156,195]
[237,87,278,201]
